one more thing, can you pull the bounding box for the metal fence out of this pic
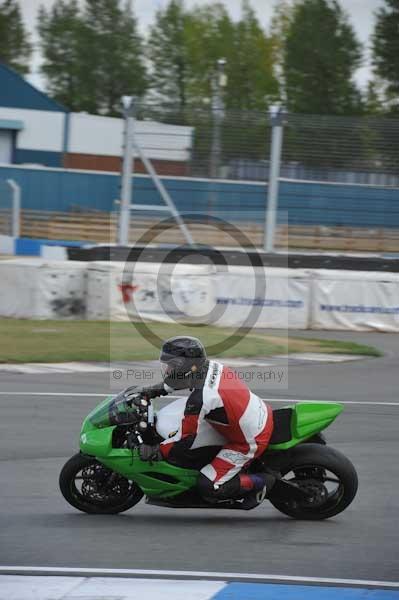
[127,104,399,252]
[2,105,399,254]
[137,104,399,186]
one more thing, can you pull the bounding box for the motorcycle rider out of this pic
[128,336,275,507]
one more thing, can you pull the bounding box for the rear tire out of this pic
[269,444,358,520]
[59,453,143,514]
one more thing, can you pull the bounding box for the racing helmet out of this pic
[160,336,207,390]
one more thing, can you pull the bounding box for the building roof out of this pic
[0,62,68,113]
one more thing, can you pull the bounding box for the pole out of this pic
[264,108,284,253]
[210,58,226,179]
[118,96,136,245]
[6,179,21,238]
[133,142,195,246]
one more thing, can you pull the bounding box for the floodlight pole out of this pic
[118,96,136,245]
[264,107,284,253]
[210,58,227,179]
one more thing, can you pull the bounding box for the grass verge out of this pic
[0,319,381,363]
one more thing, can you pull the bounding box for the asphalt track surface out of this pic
[0,330,398,581]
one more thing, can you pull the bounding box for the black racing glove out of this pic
[119,383,168,408]
[140,383,170,400]
[139,443,163,462]
[119,386,141,405]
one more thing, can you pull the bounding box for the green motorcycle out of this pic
[59,391,358,520]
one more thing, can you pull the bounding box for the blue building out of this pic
[0,62,68,167]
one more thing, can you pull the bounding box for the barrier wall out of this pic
[87,261,215,322]
[310,269,399,332]
[86,262,310,329]
[1,259,399,332]
[1,164,399,227]
[213,266,310,330]
[0,259,88,319]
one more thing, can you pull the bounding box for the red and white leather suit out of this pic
[160,360,274,487]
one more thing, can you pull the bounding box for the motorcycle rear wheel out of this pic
[59,453,143,514]
[269,444,358,520]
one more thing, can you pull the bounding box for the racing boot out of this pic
[232,472,276,510]
[198,472,276,508]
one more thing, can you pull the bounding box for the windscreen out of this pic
[88,395,139,428]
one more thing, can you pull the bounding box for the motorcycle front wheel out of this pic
[269,444,358,520]
[59,453,144,514]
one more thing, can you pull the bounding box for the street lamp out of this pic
[118,96,136,245]
[210,58,227,179]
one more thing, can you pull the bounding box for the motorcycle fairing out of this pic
[79,396,343,498]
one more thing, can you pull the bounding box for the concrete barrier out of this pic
[0,259,88,319]
[310,269,399,332]
[1,259,399,331]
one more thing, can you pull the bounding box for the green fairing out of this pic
[268,402,344,450]
[80,396,198,498]
[79,397,343,498]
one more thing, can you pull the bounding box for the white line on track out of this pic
[1,391,399,406]
[0,566,398,589]
[265,397,399,407]
[0,392,105,397]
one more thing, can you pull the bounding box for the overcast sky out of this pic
[19,0,384,91]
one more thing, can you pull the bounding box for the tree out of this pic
[363,80,386,115]
[226,0,278,110]
[38,0,91,111]
[0,0,31,74]
[283,0,363,115]
[184,3,235,107]
[145,0,279,176]
[147,0,190,109]
[38,0,147,114]
[84,0,147,115]
[269,0,297,98]
[147,0,278,112]
[372,0,399,115]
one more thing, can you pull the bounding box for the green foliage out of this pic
[147,0,191,109]
[145,0,279,177]
[372,0,399,115]
[363,80,386,116]
[226,0,279,110]
[0,0,31,74]
[147,0,278,112]
[38,0,147,114]
[283,0,363,115]
[84,0,147,115]
[269,0,297,96]
[38,0,91,111]
[184,2,235,107]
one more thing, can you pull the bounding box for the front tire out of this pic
[59,453,143,514]
[269,444,358,520]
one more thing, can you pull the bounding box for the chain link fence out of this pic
[137,104,399,185]
[130,105,399,252]
[3,105,399,253]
